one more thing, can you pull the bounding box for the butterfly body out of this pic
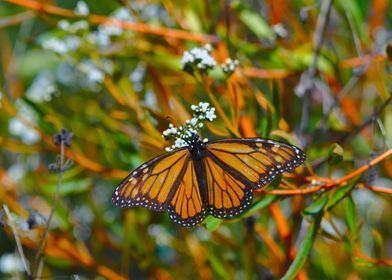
[113,135,306,227]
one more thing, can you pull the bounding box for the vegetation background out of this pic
[0,0,391,279]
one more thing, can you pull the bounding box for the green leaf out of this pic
[243,195,278,217]
[328,143,344,165]
[44,178,92,195]
[14,49,59,80]
[346,195,357,234]
[272,80,280,130]
[304,178,358,216]
[203,216,222,231]
[258,111,272,137]
[304,195,328,215]
[184,9,203,33]
[385,108,392,147]
[281,213,323,280]
[372,230,385,258]
[325,179,358,210]
[239,10,275,40]
[208,252,231,279]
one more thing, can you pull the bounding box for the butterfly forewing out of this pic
[168,160,206,227]
[206,139,306,189]
[204,156,253,219]
[112,149,190,211]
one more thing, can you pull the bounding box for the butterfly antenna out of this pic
[166,116,179,127]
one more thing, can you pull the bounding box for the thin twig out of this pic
[299,0,333,137]
[0,11,35,28]
[3,205,31,276]
[339,95,392,144]
[33,140,65,278]
[344,7,364,58]
[311,95,392,170]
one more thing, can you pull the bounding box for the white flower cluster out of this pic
[77,58,114,90]
[88,8,134,48]
[190,102,216,121]
[181,44,216,74]
[9,100,40,144]
[42,18,89,55]
[221,58,240,75]
[162,102,216,151]
[26,70,57,102]
[57,19,89,33]
[42,36,81,55]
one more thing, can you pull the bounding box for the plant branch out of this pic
[33,140,65,278]
[256,148,392,195]
[3,205,31,276]
[354,250,392,266]
[338,95,392,144]
[299,0,333,137]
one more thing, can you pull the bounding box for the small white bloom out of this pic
[221,58,240,74]
[112,7,133,21]
[75,1,90,16]
[206,108,216,121]
[203,138,209,142]
[199,102,209,112]
[9,118,40,144]
[272,23,288,38]
[174,138,187,148]
[0,253,25,273]
[79,60,104,83]
[181,51,194,65]
[26,70,57,103]
[42,38,68,54]
[190,118,198,126]
[69,20,89,32]
[57,19,70,30]
[204,44,212,52]
[64,35,81,51]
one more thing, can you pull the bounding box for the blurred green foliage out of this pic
[0,0,392,279]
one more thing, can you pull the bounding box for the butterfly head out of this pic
[186,131,206,160]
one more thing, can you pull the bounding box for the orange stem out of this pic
[3,0,215,43]
[355,250,392,266]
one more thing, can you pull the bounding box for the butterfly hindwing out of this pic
[168,160,206,227]
[206,138,306,189]
[112,149,190,211]
[204,156,253,219]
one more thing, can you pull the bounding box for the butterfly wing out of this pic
[203,155,254,218]
[206,138,306,189]
[112,149,190,211]
[203,138,305,218]
[167,159,206,227]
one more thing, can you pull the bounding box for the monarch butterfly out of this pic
[112,132,306,227]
